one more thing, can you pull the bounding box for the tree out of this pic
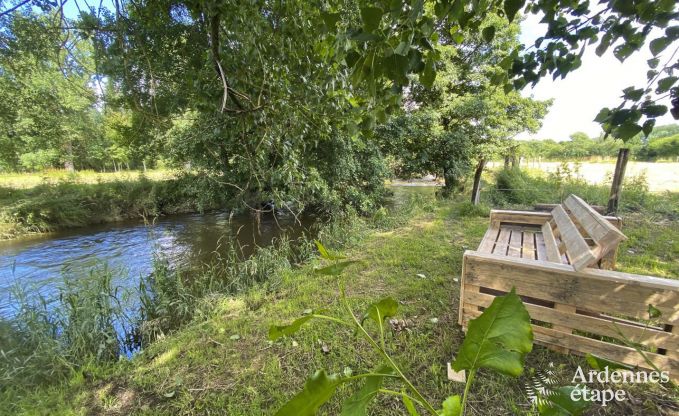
[380,16,549,197]
[0,12,103,171]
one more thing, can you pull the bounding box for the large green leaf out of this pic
[268,315,315,341]
[275,370,341,416]
[340,364,395,415]
[452,288,533,377]
[361,297,399,326]
[537,386,590,416]
[439,395,462,416]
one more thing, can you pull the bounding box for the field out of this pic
[0,169,174,189]
[488,161,679,192]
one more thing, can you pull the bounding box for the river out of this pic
[0,186,434,317]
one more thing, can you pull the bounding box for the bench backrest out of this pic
[542,194,627,271]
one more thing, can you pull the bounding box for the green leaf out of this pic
[321,12,341,30]
[439,395,462,416]
[420,54,436,88]
[395,41,411,56]
[622,87,644,101]
[656,76,678,94]
[360,7,383,33]
[641,104,667,117]
[504,0,526,23]
[452,288,533,377]
[642,119,656,137]
[648,304,662,319]
[340,365,395,415]
[315,240,346,260]
[362,297,398,326]
[647,58,659,69]
[585,353,634,371]
[537,386,590,416]
[650,36,671,56]
[403,394,420,415]
[482,26,496,43]
[613,121,642,141]
[269,315,315,340]
[275,370,341,416]
[315,261,359,276]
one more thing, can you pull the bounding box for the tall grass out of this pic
[0,173,233,239]
[487,166,679,218]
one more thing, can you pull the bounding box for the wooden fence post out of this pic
[607,148,629,215]
[471,159,486,205]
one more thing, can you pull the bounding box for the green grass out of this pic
[4,191,677,415]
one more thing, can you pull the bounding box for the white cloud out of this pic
[517,14,676,141]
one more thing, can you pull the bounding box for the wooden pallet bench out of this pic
[458,195,679,380]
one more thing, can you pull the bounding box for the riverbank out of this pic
[0,172,231,240]
[4,189,678,415]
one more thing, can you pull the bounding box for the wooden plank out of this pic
[535,232,547,261]
[540,222,562,263]
[463,251,679,324]
[669,325,679,361]
[507,230,523,258]
[531,326,678,378]
[551,205,596,270]
[564,194,627,247]
[535,203,606,214]
[463,291,679,350]
[492,228,511,256]
[521,231,536,260]
[461,311,679,379]
[477,227,500,253]
[489,210,551,226]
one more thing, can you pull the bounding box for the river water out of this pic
[0,186,435,316]
[0,209,316,316]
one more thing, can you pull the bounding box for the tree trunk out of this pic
[142,160,147,172]
[606,148,630,215]
[471,159,486,205]
[504,156,510,169]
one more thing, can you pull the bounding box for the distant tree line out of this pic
[516,125,679,162]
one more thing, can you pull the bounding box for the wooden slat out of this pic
[531,326,678,377]
[463,290,679,350]
[521,231,536,260]
[463,251,679,323]
[540,222,562,263]
[564,194,627,245]
[492,228,511,256]
[507,230,523,258]
[551,205,596,270]
[477,227,500,253]
[461,310,678,379]
[535,232,547,261]
[669,325,679,360]
[490,210,551,226]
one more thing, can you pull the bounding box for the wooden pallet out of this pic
[458,195,679,381]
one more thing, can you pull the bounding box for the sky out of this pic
[517,14,676,142]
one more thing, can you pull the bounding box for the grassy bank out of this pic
[0,172,232,240]
[4,182,678,415]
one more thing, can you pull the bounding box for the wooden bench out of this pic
[458,195,679,380]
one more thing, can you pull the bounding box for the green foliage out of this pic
[452,288,533,377]
[537,386,590,416]
[270,244,534,415]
